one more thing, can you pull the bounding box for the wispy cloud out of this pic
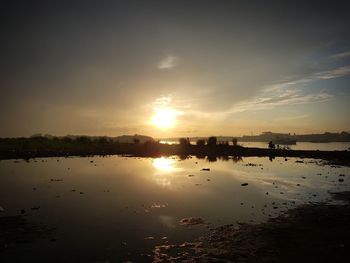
[273,114,309,122]
[229,89,333,113]
[158,55,178,69]
[329,51,350,60]
[313,65,350,79]
[227,64,350,114]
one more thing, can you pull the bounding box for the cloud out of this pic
[157,55,178,69]
[329,51,350,60]
[229,89,333,114]
[273,114,309,122]
[225,64,350,114]
[313,65,350,79]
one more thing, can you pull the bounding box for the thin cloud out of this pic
[158,55,178,69]
[273,114,309,122]
[228,64,350,114]
[313,65,350,79]
[230,90,334,114]
[329,51,350,59]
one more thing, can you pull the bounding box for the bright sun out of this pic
[151,108,177,129]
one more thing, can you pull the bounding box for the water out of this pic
[0,156,349,262]
[160,140,350,151]
[239,141,350,151]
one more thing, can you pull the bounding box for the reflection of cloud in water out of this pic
[158,215,176,229]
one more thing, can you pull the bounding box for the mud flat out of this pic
[153,192,350,262]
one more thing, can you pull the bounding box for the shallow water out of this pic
[160,140,350,151]
[0,156,349,262]
[239,141,350,151]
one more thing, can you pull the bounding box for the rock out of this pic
[180,217,205,226]
[201,168,210,171]
[144,236,155,240]
[0,206,4,212]
[50,178,63,182]
[188,174,195,177]
[339,178,344,182]
[20,209,26,214]
[241,183,249,186]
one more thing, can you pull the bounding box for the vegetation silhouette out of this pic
[0,135,349,165]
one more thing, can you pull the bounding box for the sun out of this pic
[151,107,177,129]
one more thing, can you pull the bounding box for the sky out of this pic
[1,0,350,138]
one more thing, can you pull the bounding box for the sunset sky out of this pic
[1,1,350,138]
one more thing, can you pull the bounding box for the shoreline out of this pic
[1,143,349,166]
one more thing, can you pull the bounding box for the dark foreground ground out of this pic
[1,192,349,262]
[154,192,350,263]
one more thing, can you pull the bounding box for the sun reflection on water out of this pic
[153,157,175,172]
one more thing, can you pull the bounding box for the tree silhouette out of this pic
[207,136,217,147]
[179,137,190,146]
[196,139,205,146]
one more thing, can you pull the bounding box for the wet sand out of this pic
[154,192,350,262]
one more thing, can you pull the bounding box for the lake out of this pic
[160,141,350,151]
[0,155,349,262]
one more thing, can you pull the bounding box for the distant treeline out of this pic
[0,135,240,160]
[240,131,350,143]
[0,135,349,166]
[162,131,350,143]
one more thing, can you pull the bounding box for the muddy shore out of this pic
[153,192,350,262]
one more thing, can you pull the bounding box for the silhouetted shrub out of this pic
[76,136,91,144]
[232,138,238,146]
[196,139,205,146]
[179,138,190,146]
[98,137,108,144]
[207,136,217,147]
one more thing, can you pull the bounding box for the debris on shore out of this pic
[154,191,350,262]
[179,217,205,226]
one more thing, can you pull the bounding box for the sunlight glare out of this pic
[151,107,177,129]
[153,157,175,172]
